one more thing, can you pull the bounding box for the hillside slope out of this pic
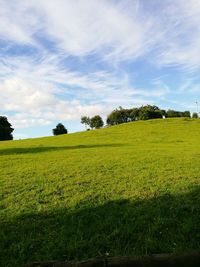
[0,118,200,266]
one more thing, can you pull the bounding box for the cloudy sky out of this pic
[0,0,200,138]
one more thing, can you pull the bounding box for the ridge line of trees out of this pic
[106,105,191,126]
[81,105,199,130]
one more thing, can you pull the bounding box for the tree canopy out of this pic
[81,116,91,129]
[81,115,104,129]
[0,116,14,141]
[90,115,104,129]
[53,123,68,135]
[106,105,191,126]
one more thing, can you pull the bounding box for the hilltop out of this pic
[0,118,200,267]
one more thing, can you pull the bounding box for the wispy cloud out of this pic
[0,0,157,61]
[153,0,200,70]
[1,53,164,128]
[1,0,200,67]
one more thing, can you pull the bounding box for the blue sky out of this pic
[0,0,200,139]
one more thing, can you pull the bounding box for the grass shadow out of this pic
[0,187,200,266]
[0,144,123,156]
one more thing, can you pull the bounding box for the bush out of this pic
[53,123,68,135]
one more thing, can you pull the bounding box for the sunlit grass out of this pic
[0,118,200,266]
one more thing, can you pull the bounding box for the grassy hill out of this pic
[0,118,200,266]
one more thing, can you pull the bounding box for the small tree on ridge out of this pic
[90,115,104,129]
[53,123,68,135]
[81,116,91,129]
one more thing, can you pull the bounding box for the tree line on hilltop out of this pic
[0,105,199,140]
[81,105,198,130]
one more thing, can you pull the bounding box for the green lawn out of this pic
[0,118,200,266]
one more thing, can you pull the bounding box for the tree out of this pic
[107,110,121,125]
[181,111,191,118]
[192,112,198,118]
[81,116,91,129]
[130,108,139,121]
[53,123,68,135]
[166,109,191,118]
[166,109,182,118]
[0,116,14,141]
[107,108,130,125]
[90,115,104,129]
[138,105,163,120]
[161,109,167,117]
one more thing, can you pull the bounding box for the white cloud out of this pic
[0,55,116,128]
[154,0,200,70]
[0,0,40,45]
[0,0,159,61]
[32,0,156,60]
[0,0,200,69]
[0,53,167,128]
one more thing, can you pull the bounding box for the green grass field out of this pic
[0,118,200,267]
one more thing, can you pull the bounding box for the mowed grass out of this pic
[0,118,200,267]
